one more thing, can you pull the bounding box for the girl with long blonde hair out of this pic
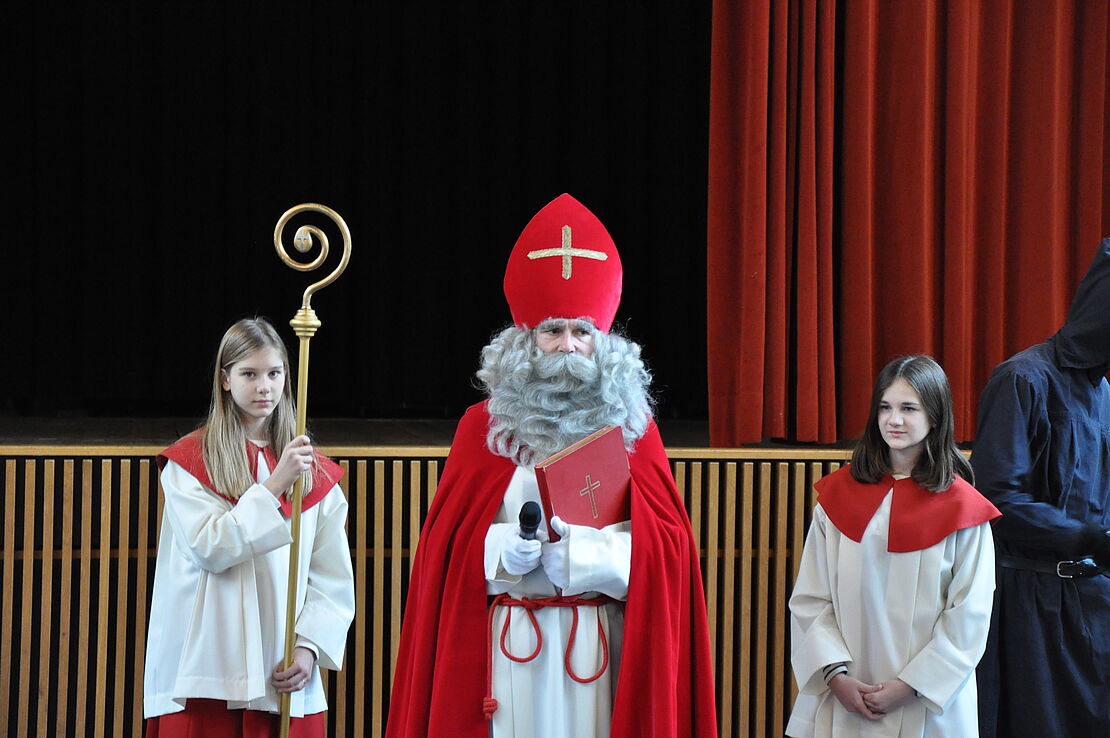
[144,317,354,738]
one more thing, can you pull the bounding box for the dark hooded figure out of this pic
[972,238,1110,737]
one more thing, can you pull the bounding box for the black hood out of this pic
[1051,237,1110,375]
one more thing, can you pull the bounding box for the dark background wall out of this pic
[6,1,711,424]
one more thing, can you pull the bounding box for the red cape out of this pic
[816,465,1000,552]
[386,402,718,737]
[158,431,343,515]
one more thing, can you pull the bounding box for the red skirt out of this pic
[146,699,325,738]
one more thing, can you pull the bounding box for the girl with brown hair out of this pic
[787,355,1000,737]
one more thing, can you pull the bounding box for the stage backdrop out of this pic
[709,0,1110,445]
[6,2,711,425]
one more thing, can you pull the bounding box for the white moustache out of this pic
[532,351,599,384]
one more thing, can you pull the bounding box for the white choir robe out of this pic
[484,466,632,738]
[786,489,996,738]
[144,454,355,719]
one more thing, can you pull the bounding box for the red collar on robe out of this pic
[385,401,717,738]
[158,430,343,515]
[815,465,1000,552]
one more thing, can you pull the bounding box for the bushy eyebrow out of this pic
[536,318,596,332]
[536,319,570,332]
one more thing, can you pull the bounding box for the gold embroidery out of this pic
[527,225,608,280]
[579,473,602,518]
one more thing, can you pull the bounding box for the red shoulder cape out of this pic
[815,465,1001,552]
[385,402,718,737]
[158,430,344,515]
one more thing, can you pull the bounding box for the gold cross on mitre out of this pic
[527,225,608,280]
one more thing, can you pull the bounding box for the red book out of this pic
[534,425,631,541]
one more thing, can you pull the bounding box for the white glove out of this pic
[540,516,572,589]
[500,526,542,576]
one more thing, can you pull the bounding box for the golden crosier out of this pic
[274,202,352,312]
[274,203,351,738]
[290,307,322,339]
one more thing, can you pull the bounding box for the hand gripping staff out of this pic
[273,203,352,738]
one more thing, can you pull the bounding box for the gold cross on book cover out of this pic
[534,425,632,541]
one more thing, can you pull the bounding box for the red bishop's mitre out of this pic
[503,193,623,333]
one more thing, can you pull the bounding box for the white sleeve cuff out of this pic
[484,523,523,584]
[295,636,320,661]
[564,521,631,599]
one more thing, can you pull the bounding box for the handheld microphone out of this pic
[518,501,542,540]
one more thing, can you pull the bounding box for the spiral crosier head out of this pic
[273,202,352,315]
[272,203,352,738]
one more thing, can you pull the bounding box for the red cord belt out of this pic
[483,593,619,720]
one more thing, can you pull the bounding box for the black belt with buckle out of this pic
[997,554,1107,579]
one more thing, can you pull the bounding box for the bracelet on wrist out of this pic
[822,662,848,684]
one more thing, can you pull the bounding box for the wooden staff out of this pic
[273,203,352,737]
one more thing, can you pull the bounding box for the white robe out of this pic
[484,466,632,738]
[144,453,355,718]
[787,489,995,738]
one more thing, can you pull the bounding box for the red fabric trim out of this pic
[158,432,344,513]
[145,699,325,738]
[815,465,1001,552]
[385,402,717,737]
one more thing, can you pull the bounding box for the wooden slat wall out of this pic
[0,445,851,738]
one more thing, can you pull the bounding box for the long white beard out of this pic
[478,326,653,466]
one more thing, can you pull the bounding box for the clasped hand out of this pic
[829,674,914,719]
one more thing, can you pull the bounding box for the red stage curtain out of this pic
[708,0,1110,445]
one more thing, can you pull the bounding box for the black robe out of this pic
[971,238,1110,737]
